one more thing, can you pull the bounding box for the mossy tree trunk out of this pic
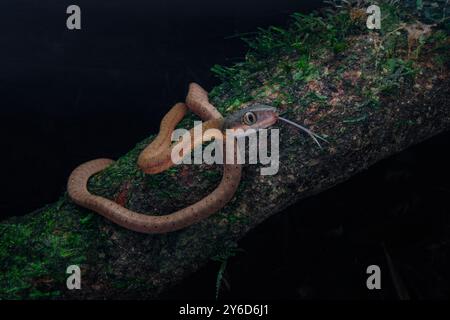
[1,1,449,299]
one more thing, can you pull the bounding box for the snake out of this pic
[67,83,326,234]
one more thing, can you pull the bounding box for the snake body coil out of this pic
[67,82,324,233]
[67,83,242,233]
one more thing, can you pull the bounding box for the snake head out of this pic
[223,104,278,134]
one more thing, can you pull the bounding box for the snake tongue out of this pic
[278,116,328,149]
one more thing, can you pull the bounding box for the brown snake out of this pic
[67,83,325,233]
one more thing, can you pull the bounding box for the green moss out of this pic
[343,115,368,124]
[217,211,250,225]
[211,241,242,299]
[209,9,354,113]
[0,200,97,299]
[201,169,222,182]
[292,55,320,83]
[88,139,151,197]
[427,30,450,64]
[378,58,417,94]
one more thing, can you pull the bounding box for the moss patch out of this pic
[0,198,100,299]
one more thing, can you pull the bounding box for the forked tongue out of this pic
[278,116,328,149]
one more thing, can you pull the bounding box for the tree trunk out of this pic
[1,2,449,299]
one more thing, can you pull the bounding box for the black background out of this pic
[1,0,450,299]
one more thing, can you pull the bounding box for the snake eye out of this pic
[242,111,257,125]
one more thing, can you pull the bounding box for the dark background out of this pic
[1,0,450,299]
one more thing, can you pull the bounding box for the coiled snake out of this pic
[67,83,325,233]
